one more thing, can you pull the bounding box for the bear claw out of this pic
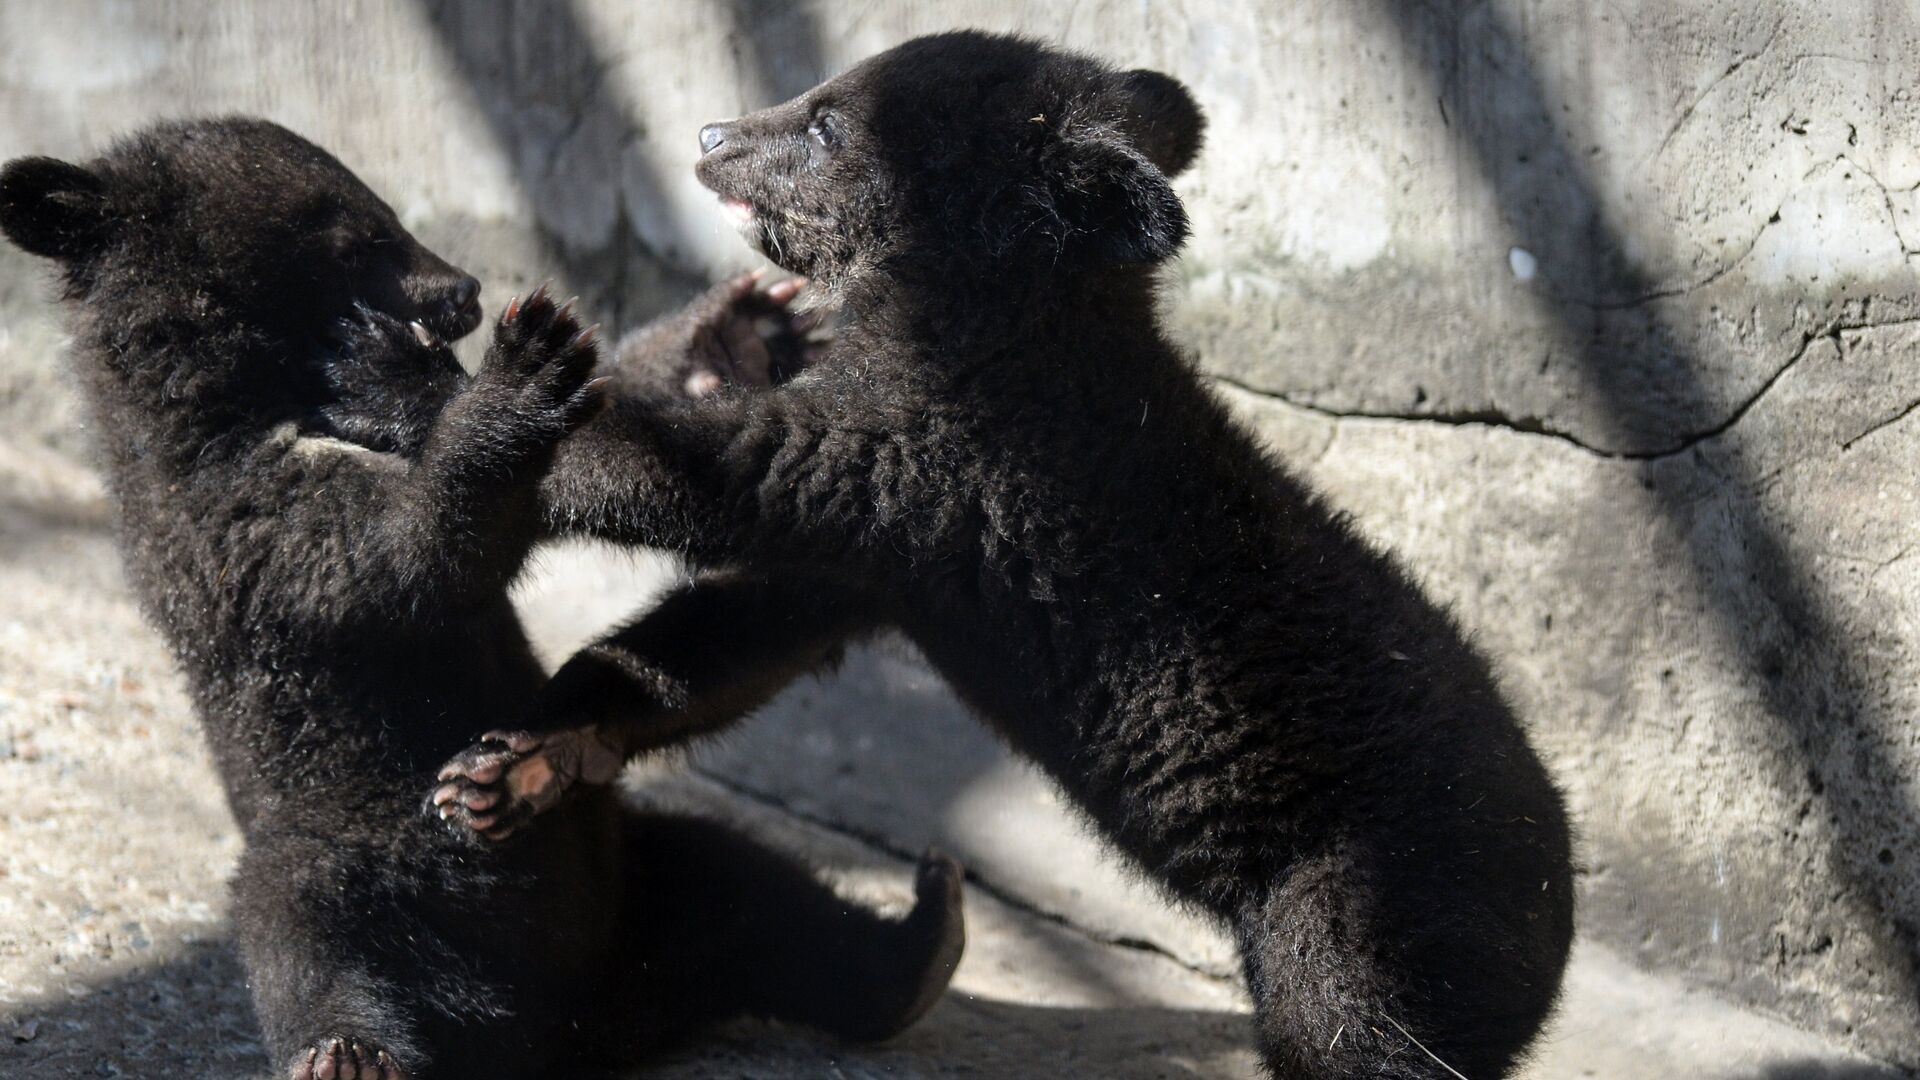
[467,285,604,451]
[430,725,625,842]
[292,1035,404,1080]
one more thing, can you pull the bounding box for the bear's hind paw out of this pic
[291,1035,406,1080]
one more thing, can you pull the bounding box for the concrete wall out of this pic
[1,0,1915,1067]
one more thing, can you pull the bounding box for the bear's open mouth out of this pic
[699,172,805,271]
[719,196,756,228]
[712,193,785,265]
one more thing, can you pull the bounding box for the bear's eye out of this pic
[334,227,396,262]
[806,111,840,151]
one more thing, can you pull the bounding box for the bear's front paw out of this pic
[616,272,825,398]
[290,1035,406,1080]
[319,307,468,455]
[682,272,824,396]
[428,725,625,842]
[472,284,605,448]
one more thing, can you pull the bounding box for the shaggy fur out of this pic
[0,117,964,1080]
[425,33,1575,1079]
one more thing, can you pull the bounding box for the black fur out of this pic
[0,117,964,1079]
[321,273,820,458]
[431,33,1574,1078]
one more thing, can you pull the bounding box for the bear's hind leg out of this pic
[607,812,965,1053]
[230,875,426,1080]
[1237,845,1553,1080]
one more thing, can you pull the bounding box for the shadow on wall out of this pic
[725,0,831,103]
[411,0,708,329]
[1377,0,1917,1016]
[409,0,833,330]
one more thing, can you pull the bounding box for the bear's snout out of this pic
[438,275,482,337]
[410,272,481,340]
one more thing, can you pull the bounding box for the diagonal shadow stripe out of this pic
[723,0,830,105]
[1374,0,1918,1041]
[412,0,708,329]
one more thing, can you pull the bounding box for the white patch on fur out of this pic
[272,422,406,469]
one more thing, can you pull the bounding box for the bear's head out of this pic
[0,117,482,347]
[694,32,1204,289]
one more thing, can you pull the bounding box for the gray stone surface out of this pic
[2,0,1918,1071]
[0,499,1900,1078]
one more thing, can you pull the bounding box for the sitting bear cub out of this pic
[0,117,963,1079]
[421,33,1576,1080]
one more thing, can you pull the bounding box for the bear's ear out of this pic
[0,156,113,261]
[1041,126,1190,267]
[1106,69,1205,178]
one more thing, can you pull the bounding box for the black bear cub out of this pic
[0,117,964,1079]
[427,32,1577,1080]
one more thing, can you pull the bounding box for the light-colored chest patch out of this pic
[271,422,407,471]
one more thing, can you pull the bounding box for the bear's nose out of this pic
[698,123,730,155]
[453,276,480,310]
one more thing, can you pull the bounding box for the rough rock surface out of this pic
[1,0,1916,1070]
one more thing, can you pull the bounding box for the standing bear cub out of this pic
[0,117,964,1079]
[426,32,1577,1080]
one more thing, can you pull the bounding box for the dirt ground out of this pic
[0,444,1902,1079]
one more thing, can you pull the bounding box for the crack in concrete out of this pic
[1589,104,1920,313]
[1570,204,1782,311]
[1840,395,1920,452]
[1646,22,1784,170]
[1869,545,1918,582]
[1849,157,1920,257]
[691,765,1242,987]
[1215,313,1920,462]
[1814,543,1918,574]
[1568,150,1913,313]
[1214,373,1618,455]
